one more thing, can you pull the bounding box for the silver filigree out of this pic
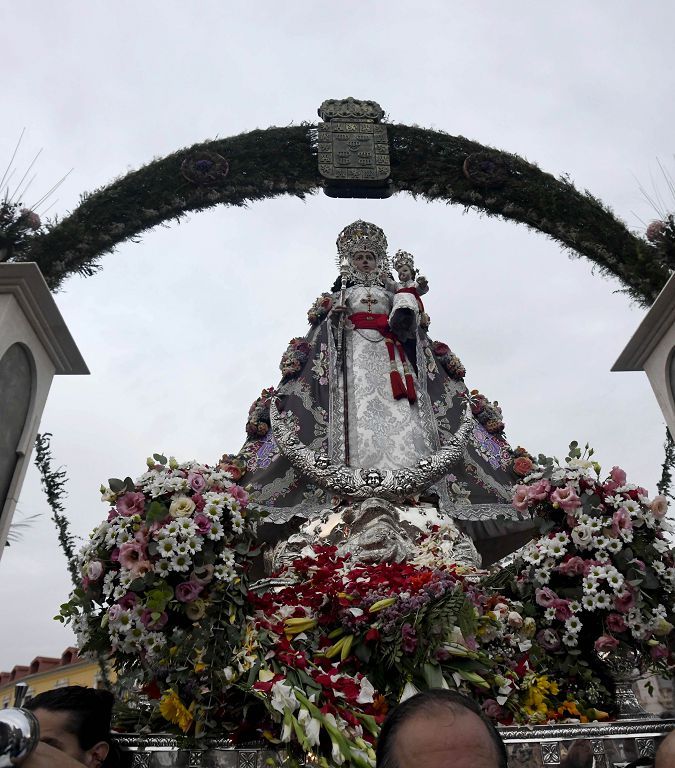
[270,398,473,502]
[596,646,651,720]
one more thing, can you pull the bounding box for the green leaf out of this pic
[422,662,446,689]
[146,501,169,524]
[108,477,125,492]
[153,453,168,465]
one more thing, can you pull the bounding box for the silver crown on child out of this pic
[392,249,415,273]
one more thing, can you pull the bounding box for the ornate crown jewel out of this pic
[392,249,415,273]
[336,220,388,264]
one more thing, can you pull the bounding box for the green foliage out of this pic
[6,124,668,305]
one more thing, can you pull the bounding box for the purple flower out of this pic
[188,472,206,493]
[536,628,561,651]
[141,609,168,630]
[116,491,145,517]
[401,623,418,653]
[176,581,203,603]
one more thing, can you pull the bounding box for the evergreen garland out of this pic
[657,426,675,500]
[7,124,669,305]
[33,432,79,586]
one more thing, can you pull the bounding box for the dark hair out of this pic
[376,690,508,768]
[25,685,118,761]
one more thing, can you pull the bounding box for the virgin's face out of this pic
[351,250,377,274]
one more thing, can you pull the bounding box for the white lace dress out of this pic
[340,285,428,469]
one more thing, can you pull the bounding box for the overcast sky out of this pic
[1,1,674,670]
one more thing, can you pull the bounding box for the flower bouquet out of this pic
[506,442,675,715]
[59,454,261,735]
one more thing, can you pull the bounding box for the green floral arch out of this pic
[18,125,670,305]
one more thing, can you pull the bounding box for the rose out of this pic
[432,341,450,357]
[535,587,557,608]
[19,208,41,230]
[536,628,561,651]
[187,472,206,493]
[176,581,203,603]
[614,588,636,613]
[650,644,669,660]
[606,613,628,633]
[650,495,668,519]
[228,484,249,505]
[571,525,593,548]
[557,555,586,576]
[221,464,243,481]
[550,485,581,511]
[594,635,619,653]
[646,220,667,242]
[513,457,534,477]
[86,560,104,580]
[512,485,531,513]
[610,466,627,486]
[612,508,633,536]
[507,611,523,628]
[528,478,551,502]
[141,609,168,630]
[482,699,505,719]
[169,495,196,518]
[552,599,573,621]
[118,541,150,575]
[116,491,146,517]
[185,599,207,621]
[193,513,211,535]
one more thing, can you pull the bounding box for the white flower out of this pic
[587,518,603,533]
[654,560,666,574]
[546,540,567,559]
[297,707,321,747]
[544,607,556,622]
[568,458,594,470]
[582,577,598,595]
[177,518,196,536]
[653,538,670,554]
[169,495,196,518]
[588,565,607,580]
[605,538,622,554]
[155,560,171,576]
[524,547,544,565]
[605,569,624,592]
[270,680,299,714]
[553,531,570,545]
[571,525,593,549]
[582,594,597,611]
[562,632,579,647]
[207,520,225,541]
[157,536,178,557]
[357,676,375,704]
[594,591,612,610]
[565,616,582,634]
[594,535,610,550]
[170,553,191,572]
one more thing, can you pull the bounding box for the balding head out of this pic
[656,729,675,768]
[376,690,507,768]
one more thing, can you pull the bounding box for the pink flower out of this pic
[116,491,146,517]
[108,604,123,622]
[606,613,628,633]
[188,472,206,493]
[175,581,203,603]
[482,699,505,719]
[192,493,206,512]
[536,628,561,651]
[646,220,667,242]
[118,592,138,610]
[110,548,120,562]
[650,495,668,519]
[650,644,669,661]
[527,478,551,502]
[552,599,573,621]
[141,609,168,630]
[228,484,249,505]
[550,485,582,511]
[611,508,633,536]
[610,466,627,486]
[594,635,619,653]
[194,513,211,535]
[535,587,558,608]
[614,588,636,613]
[557,556,586,576]
[118,542,150,576]
[86,561,104,581]
[19,209,41,230]
[512,485,531,512]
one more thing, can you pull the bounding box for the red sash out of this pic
[396,286,425,313]
[349,312,416,404]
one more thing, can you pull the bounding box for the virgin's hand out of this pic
[22,742,85,768]
[330,305,349,317]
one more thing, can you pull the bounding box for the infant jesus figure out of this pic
[388,249,429,342]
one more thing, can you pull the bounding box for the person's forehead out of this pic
[395,709,499,768]
[34,707,74,735]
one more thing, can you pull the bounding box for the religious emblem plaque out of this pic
[317,98,392,198]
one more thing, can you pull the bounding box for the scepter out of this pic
[336,255,350,465]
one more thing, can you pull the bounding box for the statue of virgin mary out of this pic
[223,221,533,564]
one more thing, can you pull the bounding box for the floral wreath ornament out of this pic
[335,220,390,285]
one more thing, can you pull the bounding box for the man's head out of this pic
[655,729,675,768]
[376,690,508,768]
[25,686,113,766]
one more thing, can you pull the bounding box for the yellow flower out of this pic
[159,690,193,733]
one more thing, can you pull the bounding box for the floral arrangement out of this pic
[308,293,334,326]
[280,337,312,379]
[646,217,675,269]
[467,389,504,435]
[507,442,675,694]
[430,340,465,380]
[0,199,42,258]
[59,454,261,736]
[511,446,537,477]
[245,387,276,438]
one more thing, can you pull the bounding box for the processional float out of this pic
[1,99,675,767]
